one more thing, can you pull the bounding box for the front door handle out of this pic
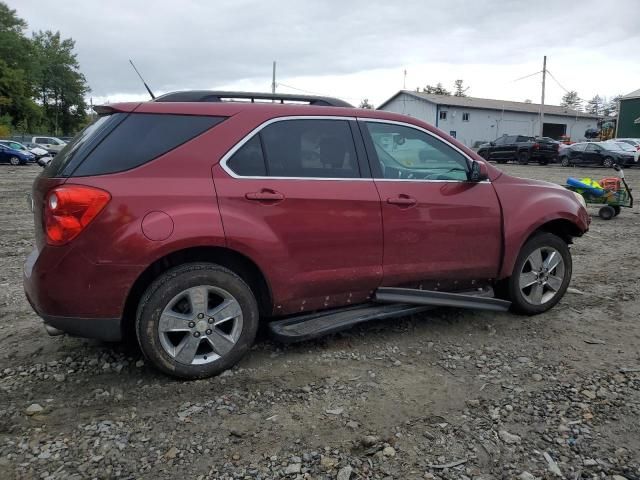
[387,195,417,207]
[245,189,285,202]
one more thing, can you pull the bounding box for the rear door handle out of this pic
[387,195,417,207]
[245,189,285,202]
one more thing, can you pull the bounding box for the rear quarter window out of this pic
[70,113,225,177]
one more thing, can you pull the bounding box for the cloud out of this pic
[13,0,640,105]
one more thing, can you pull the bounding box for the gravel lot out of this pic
[1,163,639,480]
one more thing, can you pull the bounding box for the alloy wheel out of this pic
[9,156,20,166]
[158,285,243,365]
[518,247,565,305]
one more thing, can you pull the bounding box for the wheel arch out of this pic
[499,216,586,279]
[122,246,273,339]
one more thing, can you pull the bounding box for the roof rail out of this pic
[153,90,353,108]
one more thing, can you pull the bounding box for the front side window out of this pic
[35,137,49,144]
[585,143,602,153]
[364,122,469,181]
[571,143,587,152]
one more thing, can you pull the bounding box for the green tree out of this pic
[422,82,451,95]
[560,91,582,111]
[0,2,41,132]
[31,30,90,135]
[358,98,373,109]
[453,79,468,97]
[602,95,622,117]
[585,95,603,116]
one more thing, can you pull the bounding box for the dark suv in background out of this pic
[478,135,559,165]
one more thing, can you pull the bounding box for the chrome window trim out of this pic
[219,115,376,181]
[218,115,490,184]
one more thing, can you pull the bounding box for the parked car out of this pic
[28,136,67,155]
[559,141,636,167]
[24,91,590,379]
[0,142,35,165]
[477,135,559,165]
[471,140,489,152]
[0,140,48,161]
[615,138,640,149]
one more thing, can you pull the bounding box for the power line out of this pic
[512,70,542,82]
[277,82,362,102]
[546,70,572,94]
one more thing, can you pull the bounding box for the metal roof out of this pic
[622,88,640,100]
[378,90,600,118]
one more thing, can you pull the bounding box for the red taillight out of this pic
[533,143,540,150]
[44,185,111,246]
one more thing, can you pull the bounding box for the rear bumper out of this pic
[23,245,140,342]
[24,283,122,341]
[43,315,121,341]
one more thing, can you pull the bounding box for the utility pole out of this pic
[539,55,546,137]
[271,61,276,96]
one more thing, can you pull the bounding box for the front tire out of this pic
[507,233,572,315]
[136,263,259,379]
[602,157,614,168]
[560,156,570,167]
[9,156,21,166]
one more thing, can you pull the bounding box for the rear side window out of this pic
[42,114,124,178]
[71,114,225,177]
[262,119,360,178]
[225,119,361,178]
[227,136,266,176]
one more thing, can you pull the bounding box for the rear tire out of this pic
[136,263,259,379]
[560,156,570,167]
[598,205,615,220]
[507,233,572,315]
[602,157,614,168]
[9,156,20,166]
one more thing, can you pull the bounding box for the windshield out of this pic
[602,142,629,152]
[613,142,635,152]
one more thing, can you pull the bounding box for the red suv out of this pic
[24,91,589,379]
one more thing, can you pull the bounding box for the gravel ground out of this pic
[1,163,639,480]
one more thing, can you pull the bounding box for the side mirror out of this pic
[470,160,489,182]
[490,141,496,146]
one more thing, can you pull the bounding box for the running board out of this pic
[268,303,433,343]
[375,287,511,312]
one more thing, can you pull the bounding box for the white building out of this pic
[377,90,600,148]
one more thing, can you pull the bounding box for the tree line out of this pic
[560,90,622,117]
[0,2,89,137]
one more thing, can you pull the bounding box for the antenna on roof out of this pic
[129,59,155,100]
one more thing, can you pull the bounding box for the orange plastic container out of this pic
[599,177,621,191]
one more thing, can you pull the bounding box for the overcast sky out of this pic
[13,0,640,107]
